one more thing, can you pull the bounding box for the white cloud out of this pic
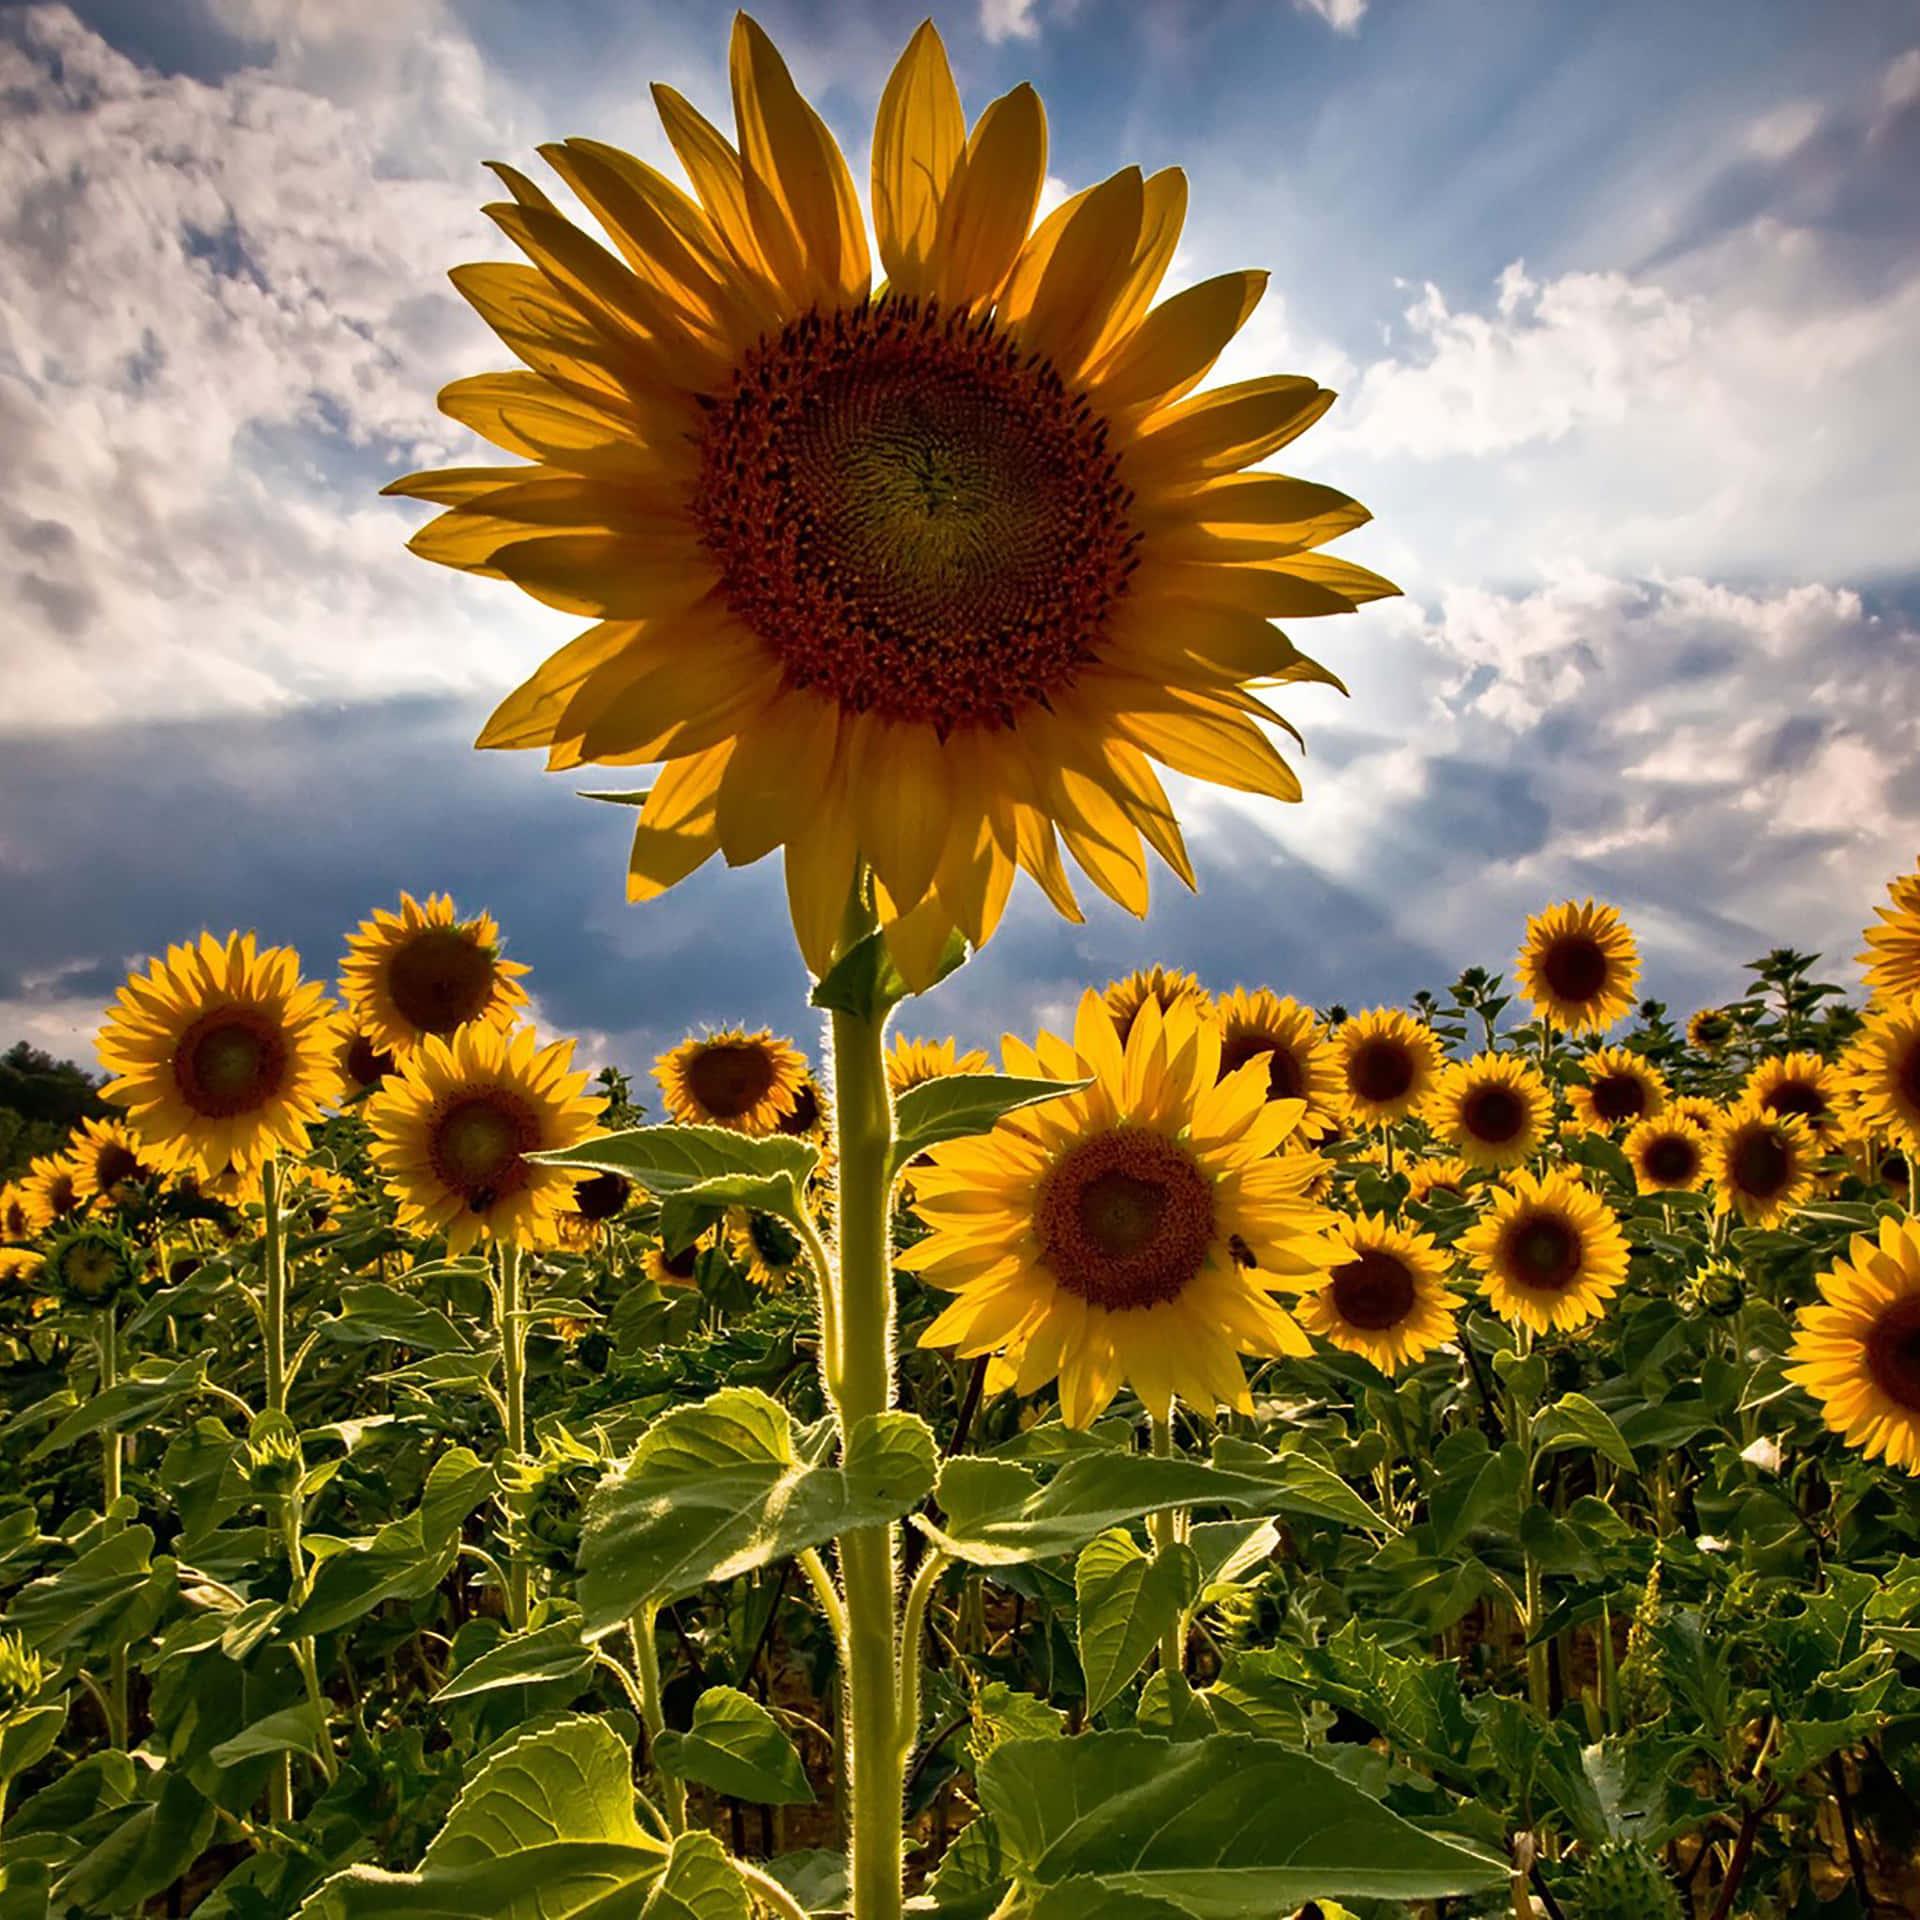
[979,0,1040,46]
[1293,0,1368,32]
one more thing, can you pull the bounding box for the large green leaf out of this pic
[1532,1393,1639,1475]
[319,1284,472,1354]
[8,1528,170,1659]
[579,1389,936,1629]
[640,1831,751,1920]
[434,1617,595,1703]
[808,925,965,1018]
[29,1359,212,1462]
[1074,1532,1199,1716]
[533,1126,816,1196]
[653,1687,813,1806]
[54,1772,216,1915]
[891,1075,1088,1173]
[978,1733,1507,1913]
[295,1715,672,1919]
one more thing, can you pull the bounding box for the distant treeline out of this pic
[0,1041,109,1183]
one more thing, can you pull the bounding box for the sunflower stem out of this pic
[95,1309,129,1752]
[496,1240,532,1630]
[823,874,907,1920]
[631,1605,687,1834]
[262,1155,288,1416]
[1150,1411,1187,1687]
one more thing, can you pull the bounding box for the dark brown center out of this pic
[1642,1133,1700,1185]
[1899,1039,1920,1114]
[1329,1248,1418,1330]
[93,1142,145,1191]
[427,1090,539,1210]
[1541,935,1609,1006]
[1348,1038,1415,1106]
[1502,1211,1582,1291]
[385,928,499,1036]
[1761,1082,1826,1122]
[1589,1071,1648,1124]
[1461,1083,1527,1145]
[173,1007,290,1119]
[1036,1127,1216,1311]
[778,1081,823,1136]
[684,1042,779,1121]
[1221,1032,1305,1102]
[660,1240,701,1281]
[346,1033,397,1088]
[572,1171,631,1221]
[1865,1292,1920,1411]
[1731,1127,1793,1200]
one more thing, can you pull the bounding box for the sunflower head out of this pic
[904,988,1336,1425]
[1687,1007,1735,1051]
[654,1029,807,1135]
[1460,1168,1629,1336]
[0,1248,45,1288]
[556,1170,634,1250]
[389,16,1393,989]
[1860,861,1920,1006]
[1335,1007,1444,1127]
[1103,969,1215,1048]
[1709,1099,1816,1227]
[731,1208,807,1290]
[68,1116,161,1205]
[1789,1216,1920,1471]
[96,932,344,1181]
[1623,1115,1710,1194]
[1743,1050,1849,1144]
[646,1236,708,1290]
[1568,1045,1669,1131]
[1405,1156,1474,1208]
[1423,1052,1550,1170]
[0,1185,29,1242]
[1840,999,1920,1150]
[887,1036,992,1100]
[1516,900,1639,1033]
[15,1153,87,1234]
[1213,988,1342,1138]
[1297,1213,1461,1373]
[44,1224,140,1309]
[337,1026,399,1097]
[365,1023,605,1254]
[340,893,531,1056]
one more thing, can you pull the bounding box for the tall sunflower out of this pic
[1297,1213,1461,1372]
[1515,901,1639,1033]
[1743,1051,1849,1145]
[95,934,343,1181]
[903,990,1336,1426]
[1568,1046,1669,1131]
[1842,998,1920,1150]
[1709,1100,1815,1228]
[1422,1052,1550,1170]
[886,1036,991,1099]
[14,1155,84,1235]
[340,893,530,1055]
[365,1024,605,1254]
[68,1117,160,1205]
[655,1028,807,1134]
[1334,1008,1443,1128]
[1460,1169,1629,1336]
[1860,863,1920,1005]
[1623,1114,1709,1194]
[1686,1007,1734,1052]
[1103,968,1215,1046]
[1788,1216,1920,1472]
[384,16,1392,987]
[1214,988,1342,1139]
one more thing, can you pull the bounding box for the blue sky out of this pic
[3,0,1917,1080]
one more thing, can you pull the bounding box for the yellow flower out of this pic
[729,1208,808,1290]
[366,1024,604,1254]
[1515,900,1639,1033]
[886,1037,992,1100]
[1859,862,1920,1005]
[288,1163,357,1229]
[1405,1156,1474,1207]
[336,1026,399,1097]
[1742,1050,1850,1145]
[556,1170,634,1250]
[1687,1008,1734,1051]
[1103,968,1215,1046]
[1623,1115,1710,1194]
[0,1185,32,1241]
[386,17,1391,988]
[0,1248,44,1287]
[646,1238,706,1289]
[1567,1045,1669,1131]
[903,989,1336,1426]
[340,892,530,1055]
[654,1029,808,1135]
[1668,1094,1720,1135]
[67,1117,161,1205]
[1214,988,1343,1140]
[1842,997,1920,1150]
[1460,1169,1629,1335]
[1708,1100,1816,1228]
[95,933,343,1181]
[1788,1216,1920,1472]
[1297,1213,1461,1372]
[1422,1052,1551,1170]
[1334,1008,1443,1127]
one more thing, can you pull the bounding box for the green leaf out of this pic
[640,1831,751,1920]
[978,1732,1508,1912]
[208,1704,327,1767]
[54,1772,216,1916]
[294,1714,670,1919]
[1533,1393,1639,1475]
[1075,1532,1200,1716]
[28,1358,211,1462]
[808,926,966,1019]
[579,1389,936,1628]
[890,1074,1088,1173]
[534,1125,817,1197]
[579,788,653,807]
[657,1166,811,1255]
[320,1283,472,1354]
[7,1528,166,1659]
[0,1707,65,1785]
[434,1617,595,1703]
[653,1687,813,1806]
[1030,1882,1192,1920]
[926,1818,1008,1917]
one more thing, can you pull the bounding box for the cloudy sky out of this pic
[4,0,1917,1082]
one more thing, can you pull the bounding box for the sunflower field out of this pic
[8,13,1920,1920]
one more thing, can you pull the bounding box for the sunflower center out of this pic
[778,1082,824,1136]
[93,1143,144,1191]
[1762,1083,1826,1121]
[1504,1212,1582,1291]
[1899,1040,1920,1112]
[1036,1127,1216,1312]
[1461,1084,1527,1145]
[572,1171,631,1222]
[1865,1294,1920,1411]
[386,929,499,1037]
[1222,1034,1305,1102]
[1329,1249,1417,1331]
[60,1240,123,1300]
[1643,1134,1699,1185]
[428,1091,539,1208]
[684,1043,779,1121]
[346,1033,397,1088]
[173,1007,290,1119]
[1589,1072,1647,1124]
[1731,1128,1792,1199]
[696,298,1136,732]
[1541,935,1609,1007]
[1349,1039,1415,1106]
[661,1240,701,1281]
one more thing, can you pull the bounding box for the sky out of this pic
[3,0,1917,1082]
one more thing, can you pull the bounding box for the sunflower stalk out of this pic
[262,1155,289,1416]
[1150,1411,1190,1688]
[94,1307,128,1751]
[494,1240,533,1631]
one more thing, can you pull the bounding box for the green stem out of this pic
[735,1860,814,1920]
[897,1550,949,1775]
[1150,1412,1186,1688]
[631,1606,687,1834]
[262,1156,288,1416]
[96,1310,128,1751]
[497,1241,532,1630]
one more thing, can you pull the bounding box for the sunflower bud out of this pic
[45,1226,138,1308]
[245,1415,304,1496]
[0,1630,45,1714]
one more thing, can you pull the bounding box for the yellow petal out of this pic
[784,788,861,978]
[929,84,1047,312]
[628,743,730,901]
[871,20,965,298]
[854,719,952,912]
[437,372,671,475]
[1106,686,1305,801]
[1145,559,1360,620]
[1003,170,1147,376]
[651,83,777,287]
[1127,377,1334,482]
[714,695,839,866]
[489,532,718,619]
[1093,270,1271,417]
[882,887,966,994]
[1083,167,1187,367]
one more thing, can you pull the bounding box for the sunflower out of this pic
[96,933,343,1181]
[68,1116,161,1205]
[366,1024,605,1254]
[340,893,530,1055]
[902,989,1335,1426]
[1687,1008,1735,1052]
[1843,998,1920,1150]
[1709,1100,1816,1228]
[1668,1094,1721,1135]
[556,1170,635,1250]
[654,1028,807,1135]
[1567,1046,1669,1131]
[43,1224,139,1309]
[0,1248,44,1287]
[1405,1156,1473,1208]
[1743,1050,1850,1145]
[645,1237,707,1289]
[1788,1216,1920,1471]
[730,1208,808,1290]
[1104,968,1215,1046]
[1334,1008,1443,1128]
[1213,988,1343,1139]
[15,1154,86,1234]
[336,1026,399,1097]
[1460,1169,1629,1336]
[1515,900,1639,1034]
[289,1163,357,1229]
[1297,1213,1461,1372]
[385,16,1392,988]
[1422,1053,1550,1170]
[887,1036,991,1099]
[776,1074,831,1145]
[1623,1115,1710,1194]
[0,1185,31,1242]
[1860,863,1920,1005]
